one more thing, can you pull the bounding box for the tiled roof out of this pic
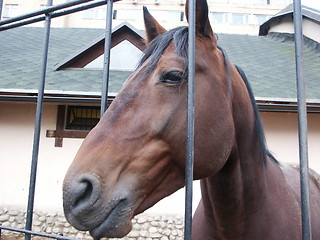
[0,27,132,94]
[274,4,320,22]
[0,27,319,100]
[219,32,320,100]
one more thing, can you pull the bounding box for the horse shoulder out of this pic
[280,162,320,239]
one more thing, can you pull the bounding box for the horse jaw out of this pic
[63,131,185,239]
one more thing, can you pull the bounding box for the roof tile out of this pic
[0,27,319,100]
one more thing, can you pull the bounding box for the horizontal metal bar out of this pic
[0,0,119,31]
[0,0,94,26]
[2,95,320,113]
[0,225,78,240]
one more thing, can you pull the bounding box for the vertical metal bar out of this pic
[100,0,113,117]
[25,1,53,240]
[0,0,3,20]
[293,0,312,239]
[184,0,196,239]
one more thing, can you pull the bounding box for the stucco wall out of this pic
[1,102,320,215]
[262,111,320,172]
[0,102,80,211]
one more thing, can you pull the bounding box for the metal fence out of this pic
[0,0,312,240]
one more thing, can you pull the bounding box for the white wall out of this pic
[262,112,320,172]
[1,102,320,215]
[0,103,80,212]
[269,16,320,43]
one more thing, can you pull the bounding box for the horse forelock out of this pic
[138,26,189,73]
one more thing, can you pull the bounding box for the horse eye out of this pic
[160,71,184,84]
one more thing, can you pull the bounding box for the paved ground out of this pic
[1,235,51,239]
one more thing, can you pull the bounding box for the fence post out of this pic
[0,0,3,20]
[101,0,113,116]
[292,0,312,239]
[24,1,53,240]
[185,0,196,239]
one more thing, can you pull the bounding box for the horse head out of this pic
[63,0,235,238]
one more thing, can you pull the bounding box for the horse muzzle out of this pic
[63,173,133,239]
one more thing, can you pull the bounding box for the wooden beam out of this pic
[46,130,89,139]
[55,105,65,147]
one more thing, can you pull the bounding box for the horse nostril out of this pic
[64,173,101,214]
[74,180,94,208]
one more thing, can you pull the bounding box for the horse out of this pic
[62,0,320,239]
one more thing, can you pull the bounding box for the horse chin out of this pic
[89,215,132,239]
[89,199,134,239]
[64,196,134,239]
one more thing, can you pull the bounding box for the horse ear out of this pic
[143,6,167,44]
[185,0,215,39]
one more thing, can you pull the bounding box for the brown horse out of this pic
[63,0,320,239]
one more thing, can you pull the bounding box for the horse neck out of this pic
[200,73,271,237]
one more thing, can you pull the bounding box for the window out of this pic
[46,105,106,147]
[167,11,183,22]
[255,0,269,4]
[82,7,106,19]
[116,9,142,21]
[253,14,271,24]
[210,12,229,24]
[3,4,19,18]
[113,9,117,19]
[232,13,249,24]
[210,0,229,3]
[180,11,184,21]
[147,10,167,22]
[66,106,100,131]
[271,0,292,4]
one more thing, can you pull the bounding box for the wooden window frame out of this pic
[46,105,91,147]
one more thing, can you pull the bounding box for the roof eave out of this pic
[1,90,320,113]
[0,89,116,105]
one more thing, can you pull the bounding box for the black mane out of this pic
[138,26,188,73]
[138,26,277,164]
[235,65,278,164]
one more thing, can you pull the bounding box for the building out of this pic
[1,0,292,35]
[259,3,320,42]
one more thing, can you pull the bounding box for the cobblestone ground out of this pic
[0,235,46,240]
[1,207,185,240]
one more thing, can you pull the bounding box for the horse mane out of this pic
[138,26,278,165]
[138,26,188,73]
[235,65,278,165]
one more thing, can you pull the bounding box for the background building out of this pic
[2,0,294,34]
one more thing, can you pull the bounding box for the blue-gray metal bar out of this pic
[0,0,93,26]
[100,0,113,116]
[0,225,77,240]
[0,0,119,31]
[0,0,3,20]
[184,0,196,239]
[25,1,53,240]
[293,0,312,239]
